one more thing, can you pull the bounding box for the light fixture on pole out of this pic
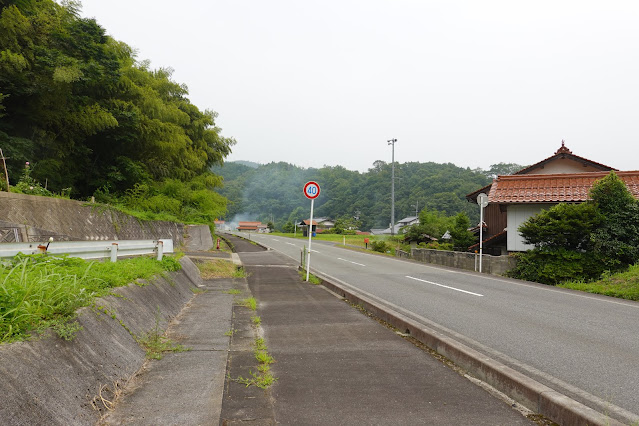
[388,138,397,236]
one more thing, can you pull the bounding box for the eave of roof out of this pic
[469,230,507,250]
[513,142,616,175]
[489,171,639,204]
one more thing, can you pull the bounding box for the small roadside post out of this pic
[477,193,489,273]
[303,181,320,281]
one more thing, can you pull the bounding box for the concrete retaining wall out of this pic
[0,256,202,426]
[410,248,517,276]
[0,192,184,245]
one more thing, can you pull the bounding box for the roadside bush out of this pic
[506,248,606,285]
[371,240,388,253]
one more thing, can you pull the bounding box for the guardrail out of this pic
[0,239,173,262]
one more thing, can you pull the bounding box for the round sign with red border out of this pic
[303,181,321,199]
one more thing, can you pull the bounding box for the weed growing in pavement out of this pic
[197,260,247,279]
[251,315,261,326]
[298,269,321,285]
[240,297,257,311]
[136,308,189,360]
[231,336,277,389]
[224,329,237,337]
[224,288,242,295]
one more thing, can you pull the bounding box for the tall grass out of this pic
[559,263,639,301]
[0,254,180,343]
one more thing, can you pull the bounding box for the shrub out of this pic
[371,240,388,253]
[506,248,606,285]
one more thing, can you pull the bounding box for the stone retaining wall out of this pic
[409,248,517,276]
[0,192,184,245]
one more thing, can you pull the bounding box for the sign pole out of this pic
[479,203,484,273]
[306,198,314,282]
[302,181,321,282]
[477,193,488,274]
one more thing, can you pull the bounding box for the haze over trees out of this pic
[0,0,234,222]
[212,161,495,231]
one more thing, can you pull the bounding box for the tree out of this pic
[449,212,476,250]
[282,221,294,233]
[519,203,601,251]
[484,163,525,178]
[589,172,639,268]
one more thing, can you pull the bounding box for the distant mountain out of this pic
[212,160,492,231]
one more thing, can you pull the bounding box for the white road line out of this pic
[311,250,321,253]
[406,276,484,297]
[338,258,366,267]
[285,242,296,246]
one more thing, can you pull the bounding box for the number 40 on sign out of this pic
[303,181,320,199]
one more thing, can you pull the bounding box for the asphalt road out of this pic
[233,232,639,421]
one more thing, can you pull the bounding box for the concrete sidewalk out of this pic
[100,234,536,425]
[100,274,237,426]
[221,234,535,425]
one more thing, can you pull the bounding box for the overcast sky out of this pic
[79,0,639,173]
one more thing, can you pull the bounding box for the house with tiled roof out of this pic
[466,142,639,253]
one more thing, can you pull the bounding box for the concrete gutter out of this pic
[0,257,202,426]
[311,270,635,426]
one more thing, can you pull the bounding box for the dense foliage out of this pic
[213,161,492,231]
[508,172,639,284]
[0,1,233,220]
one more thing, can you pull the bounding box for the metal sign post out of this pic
[303,181,320,281]
[477,193,488,273]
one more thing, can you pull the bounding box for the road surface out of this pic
[234,232,639,421]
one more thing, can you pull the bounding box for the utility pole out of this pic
[387,139,397,236]
[412,201,419,217]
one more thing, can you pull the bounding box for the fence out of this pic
[403,247,517,276]
[0,239,173,262]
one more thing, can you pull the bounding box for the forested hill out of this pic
[213,161,499,231]
[0,1,234,223]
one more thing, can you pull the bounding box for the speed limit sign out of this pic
[303,181,321,199]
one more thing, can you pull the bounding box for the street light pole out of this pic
[388,138,397,236]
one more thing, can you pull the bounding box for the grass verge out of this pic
[559,264,639,301]
[0,254,181,344]
[196,259,246,279]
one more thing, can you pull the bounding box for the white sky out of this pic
[79,0,639,172]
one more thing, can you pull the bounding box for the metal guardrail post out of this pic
[110,243,118,262]
[157,240,164,261]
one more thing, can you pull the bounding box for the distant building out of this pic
[370,216,420,235]
[298,219,318,237]
[214,220,231,231]
[237,221,264,232]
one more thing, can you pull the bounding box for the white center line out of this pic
[285,242,296,246]
[406,276,484,297]
[338,258,366,267]
[311,250,321,253]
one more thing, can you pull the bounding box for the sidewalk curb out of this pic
[312,270,632,426]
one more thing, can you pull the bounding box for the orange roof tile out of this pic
[489,171,639,203]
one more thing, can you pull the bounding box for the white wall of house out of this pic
[507,204,555,251]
